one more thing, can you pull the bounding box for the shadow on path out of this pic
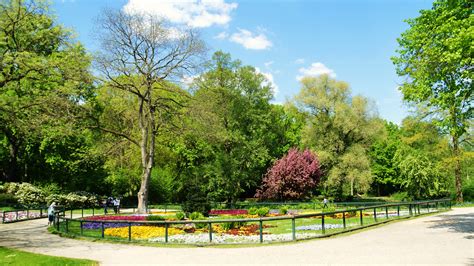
[425,212,474,239]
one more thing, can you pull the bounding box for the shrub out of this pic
[189,212,204,220]
[147,215,166,221]
[15,183,46,206]
[181,200,210,216]
[175,212,185,220]
[279,206,289,215]
[391,191,413,202]
[255,148,322,200]
[189,212,207,229]
[461,179,474,202]
[0,193,17,205]
[248,207,258,215]
[256,207,269,217]
[221,215,247,230]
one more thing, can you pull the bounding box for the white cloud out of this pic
[295,58,305,64]
[264,61,274,68]
[181,74,198,86]
[214,31,228,40]
[296,62,336,81]
[230,29,272,50]
[256,67,278,96]
[123,0,238,28]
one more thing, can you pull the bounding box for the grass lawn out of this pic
[0,246,97,265]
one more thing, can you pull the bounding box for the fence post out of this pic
[418,204,420,215]
[292,217,296,241]
[359,210,363,226]
[342,212,346,229]
[92,208,95,216]
[65,219,69,233]
[27,208,29,219]
[409,204,412,216]
[2,211,4,223]
[128,223,132,241]
[70,209,73,219]
[16,210,19,222]
[101,222,104,238]
[40,208,43,218]
[165,223,169,243]
[385,206,388,219]
[373,208,377,222]
[397,205,400,217]
[81,208,84,218]
[321,214,325,234]
[427,202,429,213]
[209,222,213,242]
[259,219,263,243]
[80,221,83,236]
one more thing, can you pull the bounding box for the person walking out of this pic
[323,197,329,209]
[47,202,56,226]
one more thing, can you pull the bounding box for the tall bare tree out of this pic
[94,9,205,212]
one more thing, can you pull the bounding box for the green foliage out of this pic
[175,51,300,205]
[390,192,413,202]
[369,122,402,196]
[146,215,166,221]
[248,207,258,215]
[279,206,289,215]
[295,75,383,199]
[0,193,17,205]
[0,0,100,189]
[14,183,46,206]
[392,0,472,202]
[221,215,247,230]
[175,212,185,220]
[256,207,269,217]
[462,179,474,202]
[189,212,205,220]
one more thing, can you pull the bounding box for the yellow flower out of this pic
[104,226,184,239]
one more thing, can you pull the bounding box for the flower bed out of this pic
[104,225,183,239]
[81,215,147,221]
[1,211,45,223]
[208,209,248,216]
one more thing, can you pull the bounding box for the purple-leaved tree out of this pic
[255,148,321,200]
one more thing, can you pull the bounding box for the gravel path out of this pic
[1,208,473,265]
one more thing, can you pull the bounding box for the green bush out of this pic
[221,215,247,230]
[15,183,46,206]
[0,193,17,205]
[189,212,207,229]
[189,211,204,220]
[147,215,165,221]
[391,191,413,202]
[181,200,210,216]
[248,207,258,215]
[462,181,474,201]
[175,212,185,220]
[279,206,289,215]
[256,207,269,217]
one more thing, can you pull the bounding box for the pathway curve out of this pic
[1,208,473,265]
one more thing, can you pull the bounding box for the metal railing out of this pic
[1,206,49,223]
[53,199,451,245]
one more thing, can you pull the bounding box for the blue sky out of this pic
[52,0,434,124]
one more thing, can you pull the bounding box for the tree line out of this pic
[0,0,472,212]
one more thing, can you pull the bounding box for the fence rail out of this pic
[1,207,49,223]
[53,199,450,245]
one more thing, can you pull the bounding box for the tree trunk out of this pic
[350,178,354,196]
[5,132,20,182]
[453,135,463,203]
